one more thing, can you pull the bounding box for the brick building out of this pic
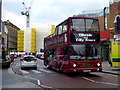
[98,0,120,36]
[97,0,120,61]
[74,0,120,61]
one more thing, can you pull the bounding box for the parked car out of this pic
[10,55,14,62]
[20,55,37,70]
[2,55,11,68]
[40,53,44,59]
[13,54,17,58]
[36,53,44,60]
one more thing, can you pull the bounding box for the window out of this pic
[86,19,99,31]
[55,28,58,36]
[47,49,56,58]
[64,44,101,60]
[116,16,120,31]
[58,25,62,35]
[71,18,99,32]
[55,21,68,35]
[23,57,34,61]
[62,21,68,33]
[71,19,85,31]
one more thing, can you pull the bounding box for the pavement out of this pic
[2,67,43,89]
[102,61,120,75]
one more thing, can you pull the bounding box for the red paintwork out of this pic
[100,30,110,40]
[44,17,102,73]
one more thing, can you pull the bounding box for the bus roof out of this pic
[56,16,98,27]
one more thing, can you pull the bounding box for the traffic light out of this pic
[116,16,120,31]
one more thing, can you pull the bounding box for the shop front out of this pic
[100,30,111,61]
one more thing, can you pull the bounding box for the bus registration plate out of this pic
[83,70,91,72]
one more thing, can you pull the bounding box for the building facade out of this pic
[4,20,20,52]
[17,27,50,53]
[98,1,120,61]
[74,0,120,61]
[36,27,50,53]
[0,21,8,59]
[17,30,24,52]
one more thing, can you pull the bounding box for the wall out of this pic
[108,1,120,35]
[31,28,36,53]
[17,30,24,52]
[36,27,50,52]
[4,21,20,51]
[24,28,31,53]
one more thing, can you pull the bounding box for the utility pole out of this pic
[0,0,2,32]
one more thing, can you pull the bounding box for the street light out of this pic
[0,0,2,32]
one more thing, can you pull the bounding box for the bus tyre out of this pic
[21,67,24,70]
[34,67,37,70]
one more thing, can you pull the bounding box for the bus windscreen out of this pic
[71,18,99,32]
[64,44,101,60]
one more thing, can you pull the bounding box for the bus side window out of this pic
[62,21,68,33]
[58,26,63,35]
[49,49,56,58]
[63,25,67,33]
[64,46,69,58]
[55,28,58,36]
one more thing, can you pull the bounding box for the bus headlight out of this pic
[73,64,77,67]
[97,63,101,67]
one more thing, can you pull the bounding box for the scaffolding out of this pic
[17,30,24,52]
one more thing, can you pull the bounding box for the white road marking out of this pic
[82,77,95,82]
[96,81,119,86]
[39,69,52,73]
[31,70,41,73]
[40,85,53,88]
[37,79,52,88]
[82,77,119,86]
[24,76,28,78]
[19,69,29,74]
[37,80,41,85]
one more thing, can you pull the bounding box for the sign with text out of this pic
[70,33,100,43]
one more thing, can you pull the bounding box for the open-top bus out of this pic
[44,17,102,73]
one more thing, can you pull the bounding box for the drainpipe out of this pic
[103,7,107,30]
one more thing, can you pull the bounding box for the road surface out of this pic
[10,57,119,89]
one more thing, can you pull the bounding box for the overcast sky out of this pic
[2,0,109,30]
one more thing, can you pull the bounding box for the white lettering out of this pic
[76,38,84,42]
[79,33,92,37]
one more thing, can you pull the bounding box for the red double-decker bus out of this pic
[44,17,102,73]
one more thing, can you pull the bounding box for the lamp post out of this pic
[0,0,2,32]
[0,0,2,59]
